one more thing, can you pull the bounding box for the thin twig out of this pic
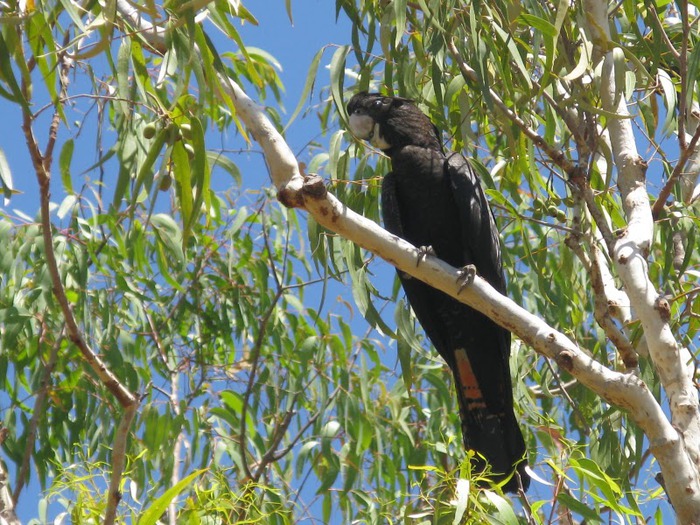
[566,230,637,369]
[21,29,139,525]
[104,404,138,524]
[21,43,136,409]
[239,287,284,480]
[261,212,282,291]
[589,245,637,368]
[252,408,297,481]
[447,39,577,177]
[646,4,681,62]
[574,178,617,255]
[492,202,577,234]
[652,124,700,218]
[678,0,690,151]
[543,357,589,435]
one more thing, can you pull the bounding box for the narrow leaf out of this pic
[685,43,700,115]
[171,141,193,246]
[557,493,603,522]
[285,47,324,131]
[59,139,74,194]
[137,469,206,525]
[483,489,519,524]
[0,148,13,203]
[393,0,407,47]
[330,45,351,122]
[0,32,27,109]
[657,69,676,137]
[519,14,557,37]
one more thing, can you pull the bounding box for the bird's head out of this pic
[346,92,442,152]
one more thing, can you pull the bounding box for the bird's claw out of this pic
[456,264,477,293]
[416,245,436,267]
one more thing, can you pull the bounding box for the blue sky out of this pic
[0,1,352,214]
[1,3,356,522]
[0,2,683,522]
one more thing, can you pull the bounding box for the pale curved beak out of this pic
[348,113,375,140]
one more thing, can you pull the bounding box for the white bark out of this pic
[219,66,700,520]
[682,103,700,203]
[114,2,700,520]
[0,455,21,525]
[584,1,700,521]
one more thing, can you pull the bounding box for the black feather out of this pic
[349,92,529,493]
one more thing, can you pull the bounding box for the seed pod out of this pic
[159,174,172,191]
[143,122,157,139]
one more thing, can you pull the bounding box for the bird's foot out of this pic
[456,264,477,293]
[416,245,436,267]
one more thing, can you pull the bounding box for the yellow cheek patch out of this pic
[370,122,392,150]
[455,348,487,410]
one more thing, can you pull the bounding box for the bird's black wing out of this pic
[379,171,404,239]
[445,153,506,293]
[444,153,528,492]
[381,170,455,365]
[443,152,514,404]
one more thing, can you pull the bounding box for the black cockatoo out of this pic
[347,92,529,493]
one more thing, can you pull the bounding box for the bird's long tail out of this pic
[453,348,529,493]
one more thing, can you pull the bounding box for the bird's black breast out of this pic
[386,146,466,268]
[380,144,512,411]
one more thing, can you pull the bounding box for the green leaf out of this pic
[285,47,324,131]
[151,213,185,269]
[685,42,700,114]
[557,493,603,522]
[137,469,206,525]
[451,478,469,525]
[329,45,351,122]
[116,38,132,116]
[187,116,210,229]
[490,22,531,89]
[59,139,74,194]
[612,47,627,108]
[0,148,13,202]
[396,336,413,391]
[562,34,592,81]
[132,125,168,202]
[483,489,519,524]
[658,69,677,137]
[393,0,407,47]
[171,140,194,246]
[519,13,557,37]
[0,32,27,109]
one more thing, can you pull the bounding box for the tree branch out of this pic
[104,404,138,525]
[21,29,139,525]
[584,0,700,520]
[216,20,700,520]
[113,1,700,519]
[679,104,700,203]
[652,121,700,217]
[238,287,284,481]
[566,231,637,369]
[446,39,577,177]
[0,426,20,525]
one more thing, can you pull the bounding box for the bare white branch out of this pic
[0,441,21,525]
[584,0,700,520]
[113,1,700,519]
[682,103,700,203]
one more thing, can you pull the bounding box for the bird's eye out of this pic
[372,99,383,109]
